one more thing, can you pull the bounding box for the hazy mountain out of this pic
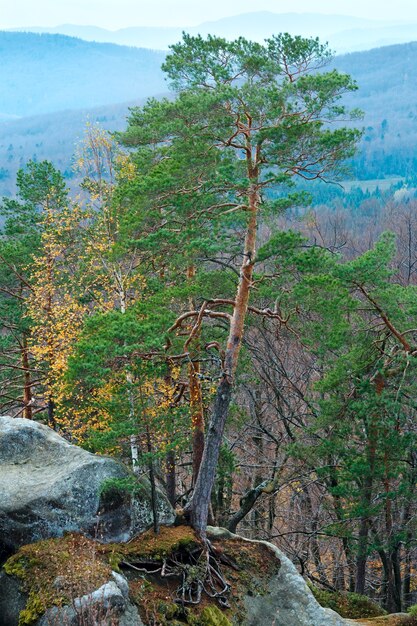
[3,39,417,196]
[9,24,179,50]
[8,12,393,52]
[330,41,417,179]
[0,99,150,196]
[332,23,417,52]
[0,32,166,117]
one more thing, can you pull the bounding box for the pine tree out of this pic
[119,33,361,536]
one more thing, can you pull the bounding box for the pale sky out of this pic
[2,0,416,29]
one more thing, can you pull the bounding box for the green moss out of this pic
[107,550,124,572]
[4,555,31,578]
[197,606,232,626]
[162,603,180,619]
[310,585,386,619]
[107,525,200,562]
[18,592,46,626]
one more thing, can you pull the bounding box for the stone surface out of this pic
[208,527,348,626]
[345,617,410,625]
[97,475,175,543]
[0,416,174,555]
[0,571,28,626]
[0,569,144,626]
[36,572,144,626]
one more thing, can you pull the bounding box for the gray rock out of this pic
[0,571,28,626]
[111,571,129,598]
[118,602,145,626]
[97,475,175,543]
[0,416,174,555]
[72,580,127,615]
[345,616,408,624]
[36,571,143,626]
[207,527,348,626]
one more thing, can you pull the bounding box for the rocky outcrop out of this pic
[0,416,174,557]
[0,525,351,626]
[208,527,347,626]
[0,415,351,626]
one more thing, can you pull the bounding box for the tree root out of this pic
[121,541,231,607]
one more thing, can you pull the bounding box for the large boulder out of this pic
[208,527,348,626]
[0,571,27,626]
[0,416,174,556]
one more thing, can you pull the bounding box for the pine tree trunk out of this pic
[186,265,206,485]
[188,376,233,535]
[189,358,205,484]
[188,183,259,537]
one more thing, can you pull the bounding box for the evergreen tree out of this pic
[119,33,361,536]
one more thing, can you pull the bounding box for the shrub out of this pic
[309,585,386,619]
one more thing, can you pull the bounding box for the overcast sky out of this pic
[2,0,417,29]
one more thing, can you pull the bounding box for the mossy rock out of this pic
[119,528,280,625]
[114,524,199,561]
[3,526,330,626]
[3,534,111,625]
[310,584,386,619]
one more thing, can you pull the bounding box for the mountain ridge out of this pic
[6,11,413,53]
[0,31,167,118]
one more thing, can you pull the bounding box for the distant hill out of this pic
[8,12,416,53]
[0,99,149,196]
[334,23,417,52]
[333,42,417,179]
[2,40,417,196]
[0,32,166,117]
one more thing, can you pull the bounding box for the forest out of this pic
[2,31,417,623]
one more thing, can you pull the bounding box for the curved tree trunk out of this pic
[187,183,259,537]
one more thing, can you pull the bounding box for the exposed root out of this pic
[120,540,231,608]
